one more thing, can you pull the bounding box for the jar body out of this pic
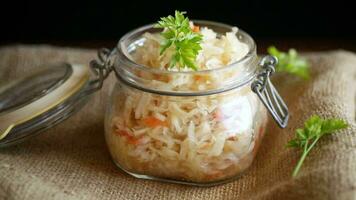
[101,20,276,185]
[104,79,267,185]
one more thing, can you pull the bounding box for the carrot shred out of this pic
[143,117,168,127]
[115,130,142,145]
[212,109,225,121]
[194,75,203,81]
[205,171,223,180]
[192,25,200,33]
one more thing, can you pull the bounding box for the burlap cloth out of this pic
[0,45,355,200]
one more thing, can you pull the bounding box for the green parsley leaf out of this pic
[155,11,202,70]
[287,115,348,177]
[268,46,310,79]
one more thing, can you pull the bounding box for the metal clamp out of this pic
[81,48,116,96]
[251,55,289,128]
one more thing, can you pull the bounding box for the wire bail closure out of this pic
[251,55,289,128]
[83,48,116,96]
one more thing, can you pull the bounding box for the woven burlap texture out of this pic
[0,45,355,200]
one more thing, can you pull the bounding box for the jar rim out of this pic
[117,20,257,75]
[113,20,259,96]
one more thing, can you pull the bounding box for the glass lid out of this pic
[0,63,90,147]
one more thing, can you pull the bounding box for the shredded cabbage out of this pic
[105,25,268,182]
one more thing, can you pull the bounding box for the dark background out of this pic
[1,0,356,51]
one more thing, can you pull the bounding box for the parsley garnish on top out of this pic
[154,11,202,70]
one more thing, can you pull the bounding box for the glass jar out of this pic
[91,21,289,186]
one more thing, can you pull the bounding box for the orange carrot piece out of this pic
[192,25,200,33]
[259,126,264,135]
[194,75,203,81]
[115,130,142,145]
[115,130,129,137]
[143,117,168,127]
[127,137,142,145]
[205,171,223,180]
[213,109,225,121]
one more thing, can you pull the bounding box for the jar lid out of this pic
[0,63,90,147]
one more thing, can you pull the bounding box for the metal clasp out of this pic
[251,55,289,128]
[81,48,116,96]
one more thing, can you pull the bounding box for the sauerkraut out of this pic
[105,25,267,183]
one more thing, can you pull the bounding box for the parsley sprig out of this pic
[288,115,348,177]
[154,11,202,70]
[268,46,310,79]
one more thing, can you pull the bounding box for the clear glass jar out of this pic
[97,21,288,186]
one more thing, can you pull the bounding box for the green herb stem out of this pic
[292,136,321,177]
